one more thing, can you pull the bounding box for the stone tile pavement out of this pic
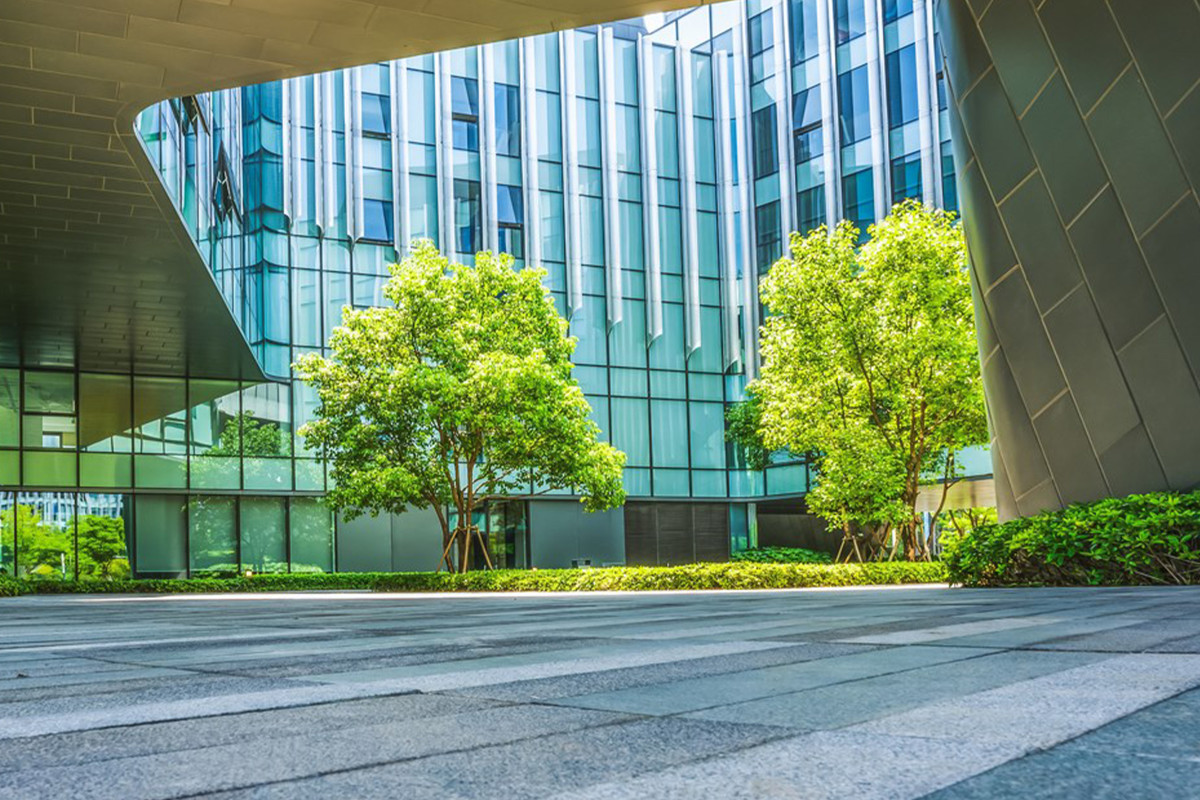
[3,585,1200,798]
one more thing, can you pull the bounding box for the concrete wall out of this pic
[528,501,625,568]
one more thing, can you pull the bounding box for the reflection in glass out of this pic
[189,495,236,576]
[240,496,287,573]
[77,493,131,579]
[13,492,74,580]
[289,497,333,573]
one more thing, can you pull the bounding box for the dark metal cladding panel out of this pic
[937,0,1200,518]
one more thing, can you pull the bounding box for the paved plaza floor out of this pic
[3,585,1200,798]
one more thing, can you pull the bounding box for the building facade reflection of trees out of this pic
[0,366,333,579]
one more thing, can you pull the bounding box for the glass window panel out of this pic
[363,198,394,242]
[835,0,867,44]
[80,454,132,489]
[797,184,826,234]
[651,400,688,467]
[24,371,74,414]
[0,369,17,446]
[497,184,523,225]
[535,92,562,160]
[751,106,777,179]
[14,492,75,580]
[451,76,479,117]
[188,380,241,491]
[134,494,186,577]
[240,496,287,574]
[689,402,726,469]
[454,179,481,254]
[891,153,923,204]
[407,70,436,144]
[883,0,914,23]
[749,9,774,56]
[494,83,521,156]
[791,0,820,63]
[362,92,390,136]
[0,490,12,576]
[189,495,236,576]
[23,451,76,486]
[609,299,647,368]
[837,66,870,144]
[755,201,782,270]
[569,295,607,366]
[842,167,875,239]
[290,497,333,572]
[76,493,131,579]
[610,398,649,467]
[652,469,689,496]
[886,45,919,129]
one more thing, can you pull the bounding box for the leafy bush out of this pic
[732,547,832,564]
[0,562,946,596]
[943,491,1200,586]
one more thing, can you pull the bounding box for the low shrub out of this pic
[732,546,832,564]
[0,561,946,595]
[942,490,1200,587]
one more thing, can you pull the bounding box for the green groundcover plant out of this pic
[0,561,945,596]
[731,547,832,564]
[942,490,1200,586]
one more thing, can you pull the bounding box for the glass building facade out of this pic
[0,0,970,577]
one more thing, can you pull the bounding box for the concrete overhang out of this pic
[0,0,700,380]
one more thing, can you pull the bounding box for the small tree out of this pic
[295,241,626,572]
[754,201,987,560]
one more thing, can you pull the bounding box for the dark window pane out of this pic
[842,168,874,241]
[749,10,773,55]
[883,0,913,23]
[796,184,825,234]
[835,0,866,44]
[454,179,481,254]
[886,45,919,129]
[792,86,823,163]
[495,83,521,157]
[751,106,778,180]
[837,66,870,144]
[755,201,781,270]
[891,153,922,204]
[941,142,958,213]
[363,199,393,242]
[791,0,819,63]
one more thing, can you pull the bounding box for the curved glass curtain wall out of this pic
[0,0,975,577]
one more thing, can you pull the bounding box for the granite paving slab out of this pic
[2,585,1200,798]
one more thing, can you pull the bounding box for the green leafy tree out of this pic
[295,241,626,572]
[754,201,987,560]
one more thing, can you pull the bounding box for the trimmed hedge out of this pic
[943,490,1200,587]
[0,561,946,596]
[732,546,832,564]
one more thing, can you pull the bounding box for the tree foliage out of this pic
[294,241,626,572]
[754,201,987,559]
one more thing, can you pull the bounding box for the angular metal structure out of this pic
[937,0,1200,518]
